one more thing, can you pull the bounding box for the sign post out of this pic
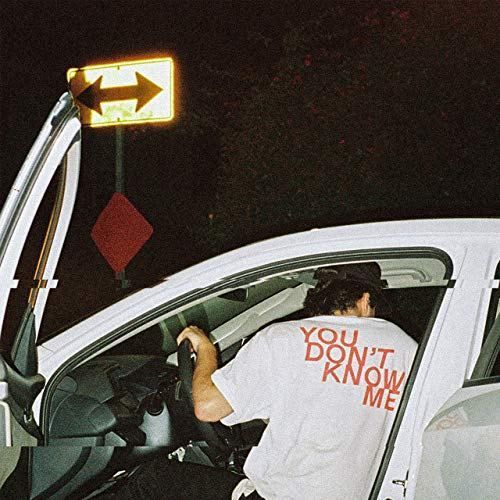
[114,126,130,288]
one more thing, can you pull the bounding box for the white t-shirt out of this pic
[211,315,417,500]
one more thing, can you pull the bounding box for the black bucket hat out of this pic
[313,262,391,313]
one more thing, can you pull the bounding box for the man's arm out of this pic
[177,326,234,422]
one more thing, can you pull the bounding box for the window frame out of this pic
[468,261,500,384]
[40,245,453,474]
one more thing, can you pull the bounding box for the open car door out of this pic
[0,93,81,492]
[414,302,500,499]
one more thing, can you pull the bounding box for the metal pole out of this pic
[115,126,125,193]
[115,126,130,289]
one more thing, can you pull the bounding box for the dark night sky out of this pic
[1,1,344,172]
[0,0,498,337]
[0,0,288,190]
[0,0,330,334]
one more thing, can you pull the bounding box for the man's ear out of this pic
[357,292,372,317]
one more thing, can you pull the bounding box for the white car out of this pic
[0,94,499,499]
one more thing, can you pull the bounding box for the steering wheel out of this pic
[177,339,236,453]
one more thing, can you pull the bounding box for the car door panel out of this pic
[391,243,500,499]
[0,355,39,492]
[414,265,499,498]
[376,243,499,498]
[0,93,81,495]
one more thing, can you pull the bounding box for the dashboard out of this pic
[32,355,191,498]
[49,355,187,449]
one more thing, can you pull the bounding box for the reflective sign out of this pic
[91,193,153,272]
[67,57,174,127]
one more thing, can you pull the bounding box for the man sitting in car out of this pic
[112,262,417,499]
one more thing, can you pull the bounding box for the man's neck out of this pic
[333,308,362,317]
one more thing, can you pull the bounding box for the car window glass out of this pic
[489,338,500,378]
[104,254,449,360]
[470,261,500,380]
[105,275,305,356]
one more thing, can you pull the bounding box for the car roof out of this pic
[40,218,499,356]
[225,218,498,248]
[170,217,499,277]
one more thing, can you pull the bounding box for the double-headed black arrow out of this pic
[76,72,163,115]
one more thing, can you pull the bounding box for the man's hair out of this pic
[302,262,386,316]
[303,279,380,316]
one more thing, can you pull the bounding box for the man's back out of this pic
[213,315,417,499]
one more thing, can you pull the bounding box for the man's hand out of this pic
[176,325,233,422]
[177,325,216,355]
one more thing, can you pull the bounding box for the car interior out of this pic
[30,254,451,499]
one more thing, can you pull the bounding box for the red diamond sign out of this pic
[91,193,153,272]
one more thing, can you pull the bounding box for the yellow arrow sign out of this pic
[67,57,174,127]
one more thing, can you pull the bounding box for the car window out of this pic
[105,275,307,356]
[470,261,500,381]
[100,252,450,360]
[1,172,63,353]
[0,95,80,356]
